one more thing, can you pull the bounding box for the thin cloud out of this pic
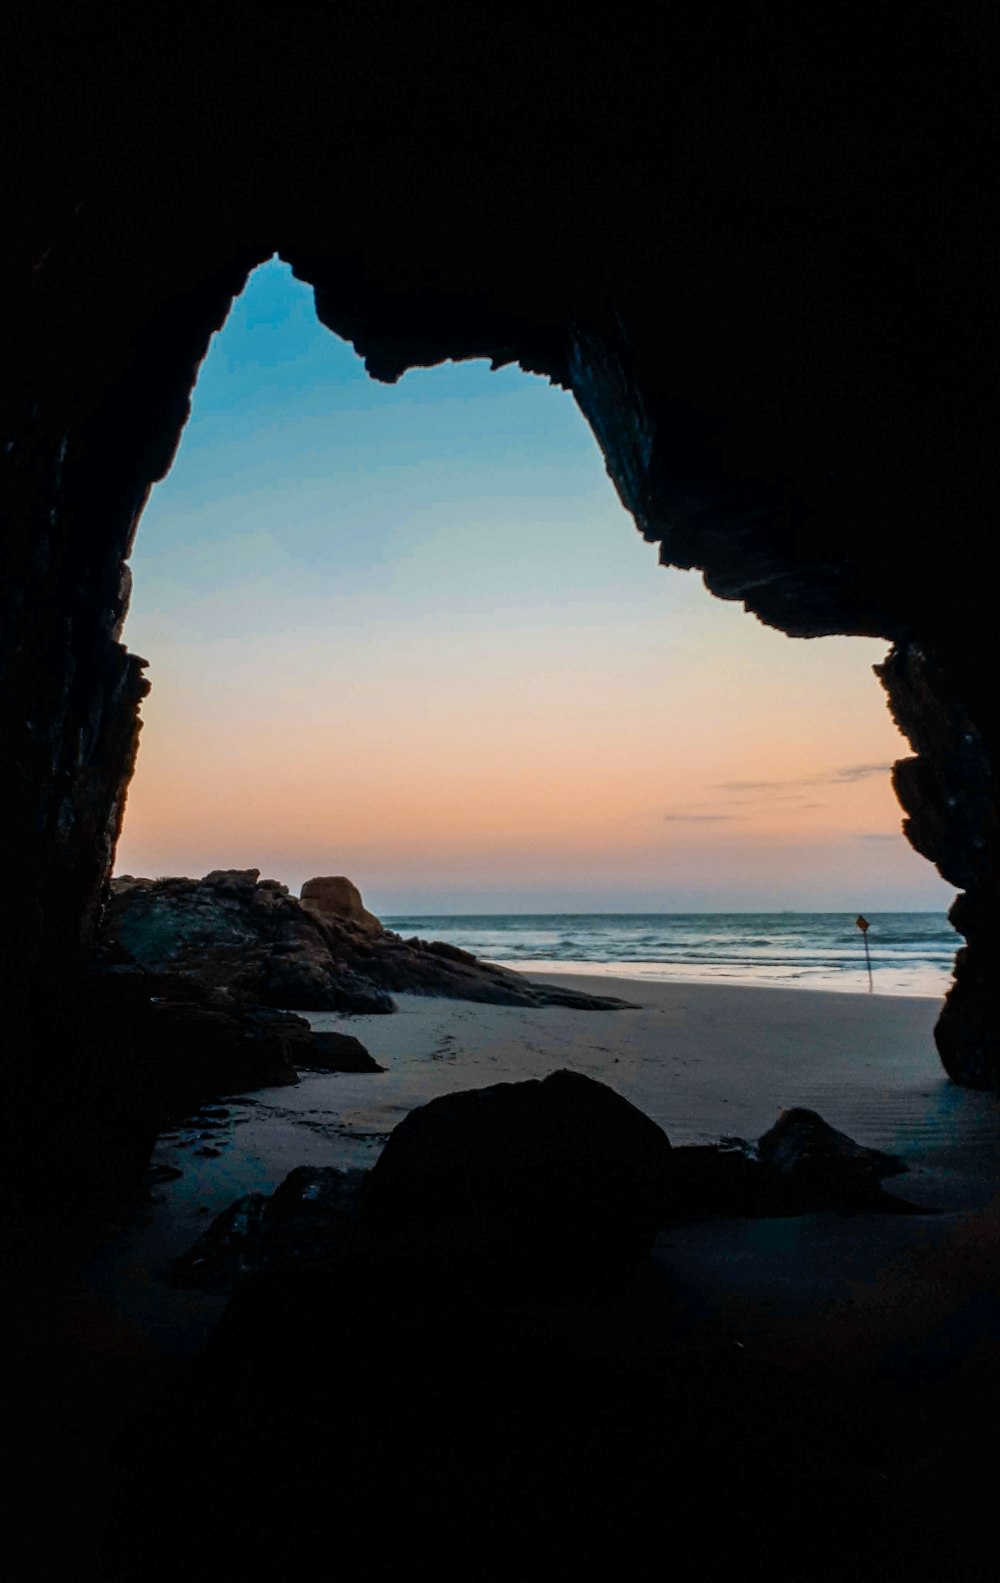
[663,813,738,823]
[725,791,808,804]
[719,762,892,794]
[832,762,895,784]
[854,831,898,841]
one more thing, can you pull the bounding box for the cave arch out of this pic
[115,257,931,939]
[3,9,996,1126]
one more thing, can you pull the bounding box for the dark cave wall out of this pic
[1,245,264,989]
[1,10,997,1105]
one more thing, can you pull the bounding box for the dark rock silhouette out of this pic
[170,1103,924,1299]
[757,1105,907,1186]
[361,1069,672,1297]
[146,999,303,1113]
[666,1112,919,1219]
[302,1030,385,1071]
[103,869,635,1014]
[170,1165,366,1289]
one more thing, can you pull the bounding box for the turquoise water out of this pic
[382,912,955,997]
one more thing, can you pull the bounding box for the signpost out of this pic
[856,914,873,992]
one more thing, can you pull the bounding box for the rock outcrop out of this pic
[106,869,393,1014]
[301,875,382,937]
[103,870,635,1013]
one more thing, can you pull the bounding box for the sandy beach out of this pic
[89,973,999,1344]
[14,973,1000,1576]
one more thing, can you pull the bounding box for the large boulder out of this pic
[301,875,383,936]
[361,1069,672,1296]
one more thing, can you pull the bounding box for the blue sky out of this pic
[115,257,951,912]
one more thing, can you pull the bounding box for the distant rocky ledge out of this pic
[103,869,634,1015]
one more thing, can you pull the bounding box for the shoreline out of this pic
[520,962,947,997]
[508,959,951,997]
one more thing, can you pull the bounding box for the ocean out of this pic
[382,911,955,997]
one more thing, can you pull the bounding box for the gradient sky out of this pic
[114,258,951,913]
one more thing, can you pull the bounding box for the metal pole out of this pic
[856,914,873,992]
[863,930,872,992]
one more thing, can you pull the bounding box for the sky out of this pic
[114,257,951,914]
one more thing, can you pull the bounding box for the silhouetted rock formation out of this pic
[170,1165,366,1289]
[757,1105,906,1188]
[362,1069,672,1297]
[302,1030,385,1071]
[877,644,999,1090]
[104,869,634,1013]
[664,1111,916,1220]
[142,996,388,1148]
[169,1103,920,1297]
[146,999,303,1112]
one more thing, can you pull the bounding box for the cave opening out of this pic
[110,256,952,995]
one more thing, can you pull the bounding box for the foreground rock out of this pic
[361,1069,672,1296]
[147,999,304,1114]
[756,1105,911,1208]
[145,1002,385,1115]
[104,869,634,1013]
[169,1091,922,1293]
[300,1030,385,1071]
[171,1165,366,1288]
[664,1109,915,1220]
[172,1074,671,1294]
